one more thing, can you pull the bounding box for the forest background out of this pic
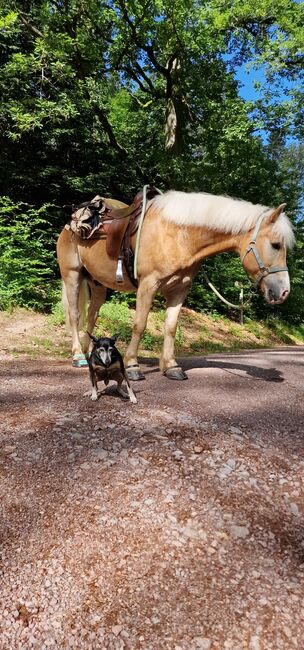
[0,0,303,331]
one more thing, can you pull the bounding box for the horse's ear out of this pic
[267,203,287,224]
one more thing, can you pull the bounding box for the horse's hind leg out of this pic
[82,280,107,354]
[62,270,87,364]
[160,284,190,380]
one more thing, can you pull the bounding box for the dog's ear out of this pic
[111,334,119,344]
[86,331,98,343]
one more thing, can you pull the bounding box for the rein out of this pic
[241,211,288,288]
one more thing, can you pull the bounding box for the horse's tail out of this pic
[61,277,89,331]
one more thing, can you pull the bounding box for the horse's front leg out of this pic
[124,276,158,381]
[160,283,190,380]
[82,281,107,354]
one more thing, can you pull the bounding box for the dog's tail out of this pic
[61,278,89,331]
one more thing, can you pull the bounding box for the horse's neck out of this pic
[187,227,239,264]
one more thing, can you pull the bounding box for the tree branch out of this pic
[19,12,43,38]
[116,0,170,82]
[122,65,154,95]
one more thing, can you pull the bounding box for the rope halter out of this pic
[241,211,288,289]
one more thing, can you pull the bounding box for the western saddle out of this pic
[66,186,160,284]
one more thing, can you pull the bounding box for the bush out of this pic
[97,300,133,341]
[0,197,59,311]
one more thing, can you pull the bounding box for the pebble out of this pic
[80,462,91,470]
[289,502,299,516]
[172,450,183,461]
[229,426,242,434]
[93,448,108,461]
[128,457,139,467]
[193,637,212,649]
[230,525,250,539]
[218,465,233,479]
[3,445,16,453]
[151,616,160,624]
[282,625,292,638]
[112,625,123,637]
[69,432,83,440]
[164,494,175,503]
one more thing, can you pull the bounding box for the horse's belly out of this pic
[78,242,136,292]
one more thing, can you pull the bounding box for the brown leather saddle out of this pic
[67,185,159,262]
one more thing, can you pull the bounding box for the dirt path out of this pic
[1,325,304,648]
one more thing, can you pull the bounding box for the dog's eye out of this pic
[271,242,281,250]
[98,346,105,352]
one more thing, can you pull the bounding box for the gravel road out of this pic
[1,347,304,649]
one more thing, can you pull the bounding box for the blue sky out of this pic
[235,65,265,101]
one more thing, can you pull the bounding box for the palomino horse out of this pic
[57,190,294,380]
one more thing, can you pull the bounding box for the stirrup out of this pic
[116,256,124,282]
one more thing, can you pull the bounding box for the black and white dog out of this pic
[86,333,137,404]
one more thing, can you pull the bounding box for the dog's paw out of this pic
[83,390,92,398]
[90,394,98,402]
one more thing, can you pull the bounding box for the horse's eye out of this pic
[271,242,281,250]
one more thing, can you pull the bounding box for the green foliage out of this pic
[49,298,66,326]
[141,331,163,351]
[97,301,133,341]
[244,318,262,338]
[0,197,59,310]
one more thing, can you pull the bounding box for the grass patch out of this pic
[97,301,133,342]
[228,324,243,338]
[1,304,303,361]
[141,331,163,351]
[49,300,66,326]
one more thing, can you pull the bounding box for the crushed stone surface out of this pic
[1,347,304,649]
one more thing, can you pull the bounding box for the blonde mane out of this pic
[152,191,295,248]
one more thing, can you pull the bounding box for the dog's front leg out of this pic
[90,384,98,401]
[88,367,99,401]
[120,375,137,404]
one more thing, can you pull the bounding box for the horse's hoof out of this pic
[125,365,145,381]
[163,366,188,380]
[72,353,88,368]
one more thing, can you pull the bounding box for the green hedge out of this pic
[0,196,59,310]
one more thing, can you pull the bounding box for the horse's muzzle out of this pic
[262,273,290,304]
